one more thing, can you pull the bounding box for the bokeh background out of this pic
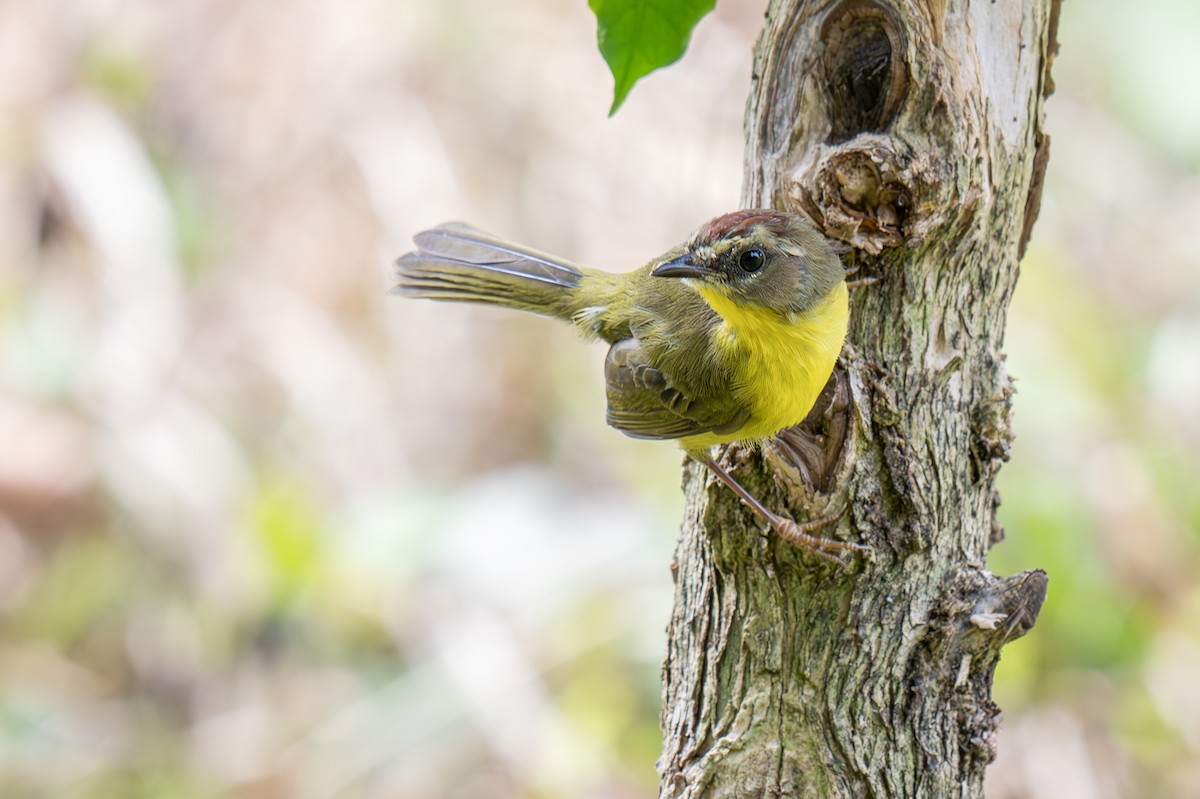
[1,0,1198,797]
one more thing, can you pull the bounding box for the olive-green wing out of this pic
[603,339,748,441]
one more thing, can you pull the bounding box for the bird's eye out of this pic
[739,248,766,273]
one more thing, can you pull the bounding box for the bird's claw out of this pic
[773,504,870,565]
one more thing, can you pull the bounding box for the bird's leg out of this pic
[695,453,869,563]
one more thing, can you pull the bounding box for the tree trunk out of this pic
[658,0,1060,796]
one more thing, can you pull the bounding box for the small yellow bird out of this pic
[394,209,867,561]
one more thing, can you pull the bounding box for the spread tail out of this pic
[393,223,585,320]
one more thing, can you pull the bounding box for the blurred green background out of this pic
[1,0,1198,797]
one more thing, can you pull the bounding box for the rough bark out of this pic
[658,1,1059,796]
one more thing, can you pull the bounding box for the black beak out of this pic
[651,254,718,279]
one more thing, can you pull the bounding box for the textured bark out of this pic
[658,1,1059,797]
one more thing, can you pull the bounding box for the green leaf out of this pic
[589,0,717,115]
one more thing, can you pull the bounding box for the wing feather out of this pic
[603,339,746,441]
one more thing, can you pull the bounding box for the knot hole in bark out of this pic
[808,145,914,254]
[821,0,908,143]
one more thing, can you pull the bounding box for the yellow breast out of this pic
[682,281,849,451]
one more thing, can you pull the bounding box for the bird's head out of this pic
[651,210,845,315]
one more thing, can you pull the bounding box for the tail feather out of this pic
[412,223,584,288]
[394,223,585,319]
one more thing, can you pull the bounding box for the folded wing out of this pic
[603,339,748,441]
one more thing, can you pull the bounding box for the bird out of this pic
[393,209,868,562]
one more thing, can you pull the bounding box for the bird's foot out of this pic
[772,504,871,565]
[846,276,879,290]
